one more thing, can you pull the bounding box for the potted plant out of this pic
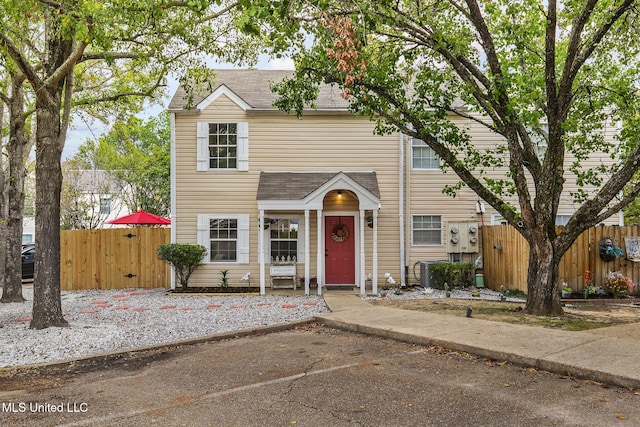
[602,271,634,296]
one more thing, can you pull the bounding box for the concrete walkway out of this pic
[318,292,640,389]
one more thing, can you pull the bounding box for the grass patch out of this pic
[369,298,638,331]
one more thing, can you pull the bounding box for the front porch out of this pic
[256,171,382,297]
[267,286,363,297]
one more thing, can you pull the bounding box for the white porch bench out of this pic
[270,263,297,290]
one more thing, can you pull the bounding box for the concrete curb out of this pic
[316,299,640,389]
[0,319,315,375]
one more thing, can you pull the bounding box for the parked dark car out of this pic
[21,243,35,279]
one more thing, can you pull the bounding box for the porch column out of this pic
[359,209,366,296]
[373,209,379,295]
[317,209,323,296]
[304,209,310,295]
[259,210,265,296]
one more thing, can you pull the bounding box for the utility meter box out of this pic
[446,221,479,253]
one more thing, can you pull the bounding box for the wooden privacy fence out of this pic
[481,225,640,294]
[60,227,170,291]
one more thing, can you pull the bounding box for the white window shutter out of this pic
[264,227,272,264]
[196,214,210,261]
[237,122,249,171]
[237,214,250,263]
[196,122,209,171]
[297,220,305,263]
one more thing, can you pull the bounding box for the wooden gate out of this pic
[60,227,170,291]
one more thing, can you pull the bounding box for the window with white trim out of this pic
[197,214,250,263]
[270,219,299,262]
[491,214,508,225]
[413,215,442,245]
[555,215,572,226]
[412,139,440,170]
[100,198,111,215]
[196,122,249,171]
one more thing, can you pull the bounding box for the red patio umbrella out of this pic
[106,210,171,225]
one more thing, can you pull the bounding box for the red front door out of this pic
[325,216,355,284]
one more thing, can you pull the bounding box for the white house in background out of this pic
[168,69,622,296]
[61,169,132,229]
[22,216,35,244]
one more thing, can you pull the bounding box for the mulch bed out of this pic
[166,287,258,294]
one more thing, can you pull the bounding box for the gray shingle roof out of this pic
[257,171,380,200]
[168,69,349,111]
[65,170,126,193]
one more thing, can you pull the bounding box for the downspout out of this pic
[399,132,405,286]
[169,112,177,290]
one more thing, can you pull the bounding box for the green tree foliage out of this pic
[0,0,258,328]
[72,113,170,217]
[248,0,640,315]
[156,244,207,289]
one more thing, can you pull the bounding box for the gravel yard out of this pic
[0,287,328,368]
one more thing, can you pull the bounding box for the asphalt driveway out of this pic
[1,325,639,426]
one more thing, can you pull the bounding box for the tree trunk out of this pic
[1,77,27,303]
[524,236,563,316]
[29,94,67,329]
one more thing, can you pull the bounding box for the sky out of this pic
[62,56,295,159]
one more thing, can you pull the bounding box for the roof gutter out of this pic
[399,132,406,287]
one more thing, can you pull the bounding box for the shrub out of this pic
[428,262,475,290]
[156,244,207,289]
[602,271,634,295]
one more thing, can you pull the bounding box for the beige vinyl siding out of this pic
[174,94,402,287]
[405,113,621,275]
[406,116,484,269]
[174,92,621,288]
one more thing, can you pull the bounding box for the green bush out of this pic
[428,262,475,290]
[156,244,207,288]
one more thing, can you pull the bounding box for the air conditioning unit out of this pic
[420,261,438,288]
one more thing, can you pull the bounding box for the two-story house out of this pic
[168,69,620,295]
[61,169,132,229]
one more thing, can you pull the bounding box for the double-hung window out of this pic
[413,215,442,245]
[412,138,440,170]
[209,123,237,169]
[209,218,237,261]
[197,214,250,263]
[99,198,111,215]
[196,122,249,171]
[270,219,299,262]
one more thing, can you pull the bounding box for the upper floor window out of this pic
[529,123,548,160]
[270,219,299,262]
[413,215,442,245]
[412,138,440,170]
[100,198,111,215]
[209,123,237,169]
[197,122,249,171]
